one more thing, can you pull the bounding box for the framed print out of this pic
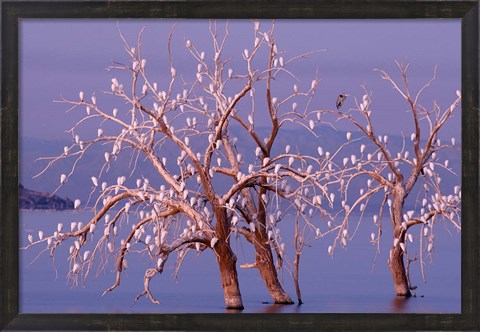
[1,1,479,331]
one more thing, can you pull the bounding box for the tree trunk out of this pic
[389,228,412,297]
[215,240,244,309]
[212,204,244,309]
[389,185,412,297]
[254,239,294,304]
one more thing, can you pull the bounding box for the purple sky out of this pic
[20,19,461,141]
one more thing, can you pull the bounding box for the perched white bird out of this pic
[317,146,323,156]
[60,174,67,184]
[407,233,413,243]
[393,238,400,247]
[74,199,81,209]
[427,242,433,252]
[248,114,254,126]
[91,177,98,187]
[210,237,219,248]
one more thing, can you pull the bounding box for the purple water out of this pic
[20,210,460,313]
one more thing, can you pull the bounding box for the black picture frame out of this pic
[1,1,479,331]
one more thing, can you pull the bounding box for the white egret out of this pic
[91,177,98,187]
[74,199,81,209]
[210,237,218,248]
[393,238,399,247]
[248,114,254,126]
[360,144,365,154]
[351,154,357,165]
[427,242,433,252]
[329,192,335,203]
[407,233,413,243]
[274,164,281,174]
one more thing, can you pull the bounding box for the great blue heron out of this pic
[336,93,349,109]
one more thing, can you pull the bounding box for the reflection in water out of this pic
[390,296,410,313]
[225,302,302,314]
[260,303,301,314]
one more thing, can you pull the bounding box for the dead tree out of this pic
[25,21,338,309]
[320,61,461,296]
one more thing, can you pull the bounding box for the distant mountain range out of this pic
[20,125,461,211]
[19,183,74,210]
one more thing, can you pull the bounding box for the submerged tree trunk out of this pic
[254,238,294,304]
[214,205,244,309]
[253,187,293,304]
[389,227,412,297]
[389,185,412,297]
[215,240,244,309]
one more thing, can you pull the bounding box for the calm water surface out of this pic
[20,210,461,313]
